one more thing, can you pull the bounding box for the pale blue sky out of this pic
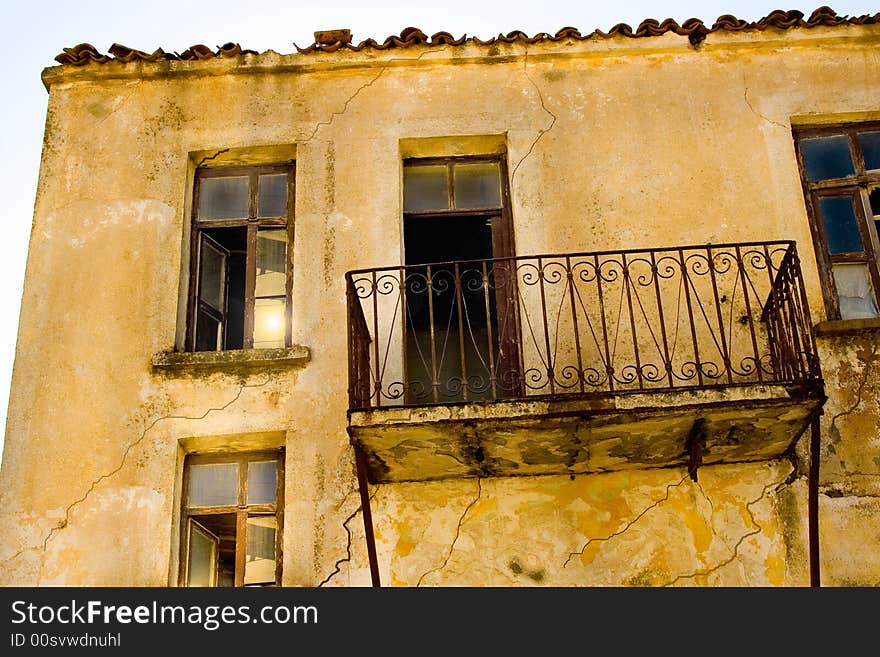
[0,0,876,467]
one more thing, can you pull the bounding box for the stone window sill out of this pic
[151,345,311,374]
[814,318,880,337]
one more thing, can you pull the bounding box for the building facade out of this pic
[1,7,879,586]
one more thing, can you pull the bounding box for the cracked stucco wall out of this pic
[813,336,880,585]
[365,461,807,586]
[1,26,879,585]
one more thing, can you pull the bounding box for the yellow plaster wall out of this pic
[368,461,801,587]
[813,333,880,585]
[1,25,878,586]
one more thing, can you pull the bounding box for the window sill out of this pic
[151,345,311,374]
[814,318,880,337]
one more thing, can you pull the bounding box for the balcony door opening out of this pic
[402,156,519,404]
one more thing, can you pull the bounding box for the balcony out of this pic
[346,241,825,483]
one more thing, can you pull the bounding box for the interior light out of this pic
[264,311,283,334]
[255,302,285,347]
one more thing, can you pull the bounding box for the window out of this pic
[187,164,294,351]
[794,123,880,320]
[401,155,520,402]
[179,451,284,587]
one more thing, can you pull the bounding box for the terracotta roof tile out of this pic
[177,44,217,61]
[53,43,110,66]
[52,6,880,66]
[107,43,174,63]
[55,41,257,65]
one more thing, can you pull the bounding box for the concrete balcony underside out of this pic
[348,383,825,483]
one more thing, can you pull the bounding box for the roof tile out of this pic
[52,7,880,66]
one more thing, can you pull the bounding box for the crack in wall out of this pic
[829,344,877,440]
[317,487,378,587]
[0,547,31,571]
[91,81,143,130]
[195,148,231,168]
[317,505,360,587]
[563,473,689,568]
[511,51,558,184]
[417,477,482,587]
[27,376,270,582]
[302,50,433,145]
[692,479,739,569]
[662,470,788,586]
[742,75,787,129]
[302,69,387,143]
[694,479,721,543]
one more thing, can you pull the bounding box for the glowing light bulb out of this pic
[254,303,285,347]
[264,312,283,333]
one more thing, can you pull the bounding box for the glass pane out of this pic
[247,460,277,505]
[870,187,880,217]
[833,264,880,320]
[244,516,277,585]
[191,513,236,586]
[195,310,222,352]
[255,230,287,297]
[253,298,286,349]
[199,237,226,310]
[801,136,854,182]
[858,131,880,171]
[258,174,288,217]
[198,176,249,220]
[188,463,238,507]
[453,162,502,209]
[403,165,449,212]
[187,521,217,587]
[819,196,863,254]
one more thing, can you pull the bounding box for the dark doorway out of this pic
[402,156,520,403]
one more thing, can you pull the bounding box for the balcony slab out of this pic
[348,383,825,483]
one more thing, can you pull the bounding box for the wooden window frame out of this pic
[186,163,296,351]
[793,122,880,320]
[178,450,285,587]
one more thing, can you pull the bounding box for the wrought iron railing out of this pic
[346,241,821,410]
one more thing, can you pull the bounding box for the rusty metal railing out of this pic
[346,241,821,410]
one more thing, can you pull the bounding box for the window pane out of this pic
[253,298,286,348]
[188,463,238,507]
[858,131,880,171]
[186,521,217,587]
[453,162,502,209]
[247,460,277,505]
[801,136,855,182]
[190,513,236,586]
[195,310,222,352]
[258,174,288,217]
[404,165,449,212]
[870,187,880,217]
[819,196,863,253]
[199,237,226,310]
[244,516,277,585]
[254,229,287,349]
[198,176,249,220]
[255,230,287,297]
[833,264,880,319]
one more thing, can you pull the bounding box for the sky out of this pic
[0,0,876,467]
